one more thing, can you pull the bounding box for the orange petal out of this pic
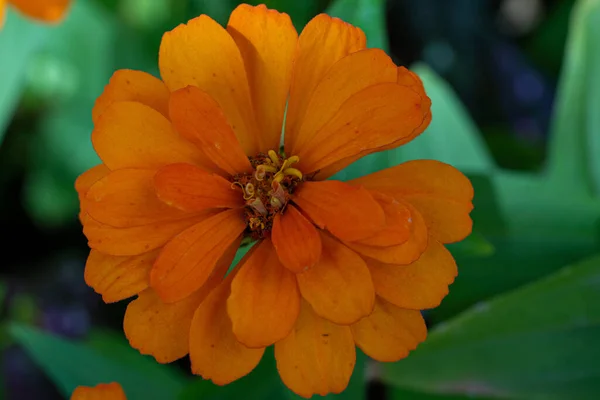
[292,180,385,242]
[275,301,355,398]
[297,233,374,325]
[347,201,428,265]
[397,66,428,98]
[71,382,126,400]
[159,15,259,155]
[190,271,264,385]
[92,69,169,123]
[272,204,321,273]
[350,160,474,243]
[82,212,210,256]
[9,0,70,23]
[124,241,235,363]
[321,68,431,171]
[150,209,245,303]
[92,101,211,171]
[124,289,200,363]
[355,191,411,247]
[404,197,473,244]
[295,83,427,174]
[284,14,365,153]
[75,164,109,220]
[310,100,429,180]
[290,48,397,155]
[367,240,457,310]
[154,163,243,212]
[169,86,253,176]
[351,297,427,362]
[85,169,188,228]
[75,164,110,197]
[227,4,297,152]
[228,239,300,347]
[84,249,159,303]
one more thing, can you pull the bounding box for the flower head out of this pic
[71,382,126,400]
[77,4,473,398]
[2,0,71,26]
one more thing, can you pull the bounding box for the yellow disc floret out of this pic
[231,150,304,239]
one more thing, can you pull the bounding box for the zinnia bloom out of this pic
[71,383,126,400]
[76,3,473,398]
[1,0,71,26]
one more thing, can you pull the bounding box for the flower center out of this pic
[232,150,303,240]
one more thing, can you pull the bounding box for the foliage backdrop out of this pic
[1,0,599,399]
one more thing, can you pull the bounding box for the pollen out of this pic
[231,150,304,240]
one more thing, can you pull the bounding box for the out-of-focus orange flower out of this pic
[71,383,126,400]
[1,0,71,26]
[76,3,473,398]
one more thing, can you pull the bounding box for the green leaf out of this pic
[390,387,494,400]
[22,0,114,227]
[390,64,496,174]
[86,330,188,387]
[446,231,494,258]
[326,0,389,51]
[9,324,186,400]
[191,0,238,26]
[382,254,600,399]
[546,0,600,197]
[0,10,48,145]
[227,240,257,275]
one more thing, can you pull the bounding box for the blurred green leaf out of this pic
[546,0,600,197]
[383,254,600,399]
[525,0,575,77]
[446,231,494,258]
[9,324,186,400]
[86,329,188,387]
[0,10,48,145]
[432,171,600,321]
[22,0,114,227]
[191,0,238,26]
[390,387,494,400]
[7,294,38,326]
[327,0,388,50]
[389,64,496,174]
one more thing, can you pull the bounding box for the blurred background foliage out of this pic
[1,0,599,399]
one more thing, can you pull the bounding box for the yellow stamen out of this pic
[286,155,300,165]
[273,173,285,183]
[258,164,278,173]
[268,150,280,166]
[245,183,255,197]
[283,167,303,180]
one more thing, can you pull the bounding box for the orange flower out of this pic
[76,4,473,398]
[1,0,71,26]
[71,383,126,400]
